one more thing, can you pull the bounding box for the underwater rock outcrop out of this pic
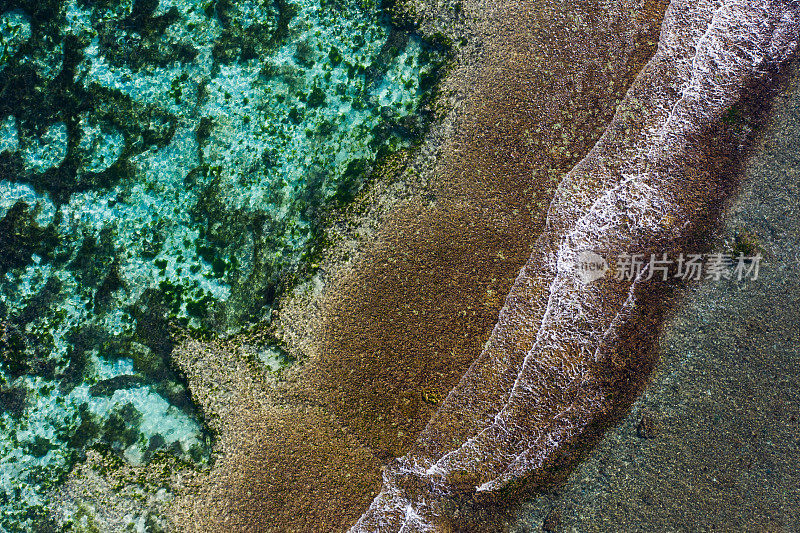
[352,1,800,530]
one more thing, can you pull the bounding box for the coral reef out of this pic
[0,0,443,527]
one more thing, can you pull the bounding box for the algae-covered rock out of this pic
[0,10,31,69]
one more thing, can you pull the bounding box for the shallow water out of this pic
[0,0,443,527]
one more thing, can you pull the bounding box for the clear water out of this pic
[0,0,444,527]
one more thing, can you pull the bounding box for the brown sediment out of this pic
[167,1,669,531]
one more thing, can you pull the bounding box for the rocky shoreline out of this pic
[34,0,799,531]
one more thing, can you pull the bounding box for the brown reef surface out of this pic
[166,0,670,531]
[350,1,800,529]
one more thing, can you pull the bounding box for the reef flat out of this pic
[0,0,444,528]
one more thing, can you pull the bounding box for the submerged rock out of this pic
[0,9,31,70]
[0,0,446,527]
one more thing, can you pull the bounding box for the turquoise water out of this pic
[0,0,444,527]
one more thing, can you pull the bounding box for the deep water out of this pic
[0,0,444,527]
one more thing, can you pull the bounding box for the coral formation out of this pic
[0,0,443,526]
